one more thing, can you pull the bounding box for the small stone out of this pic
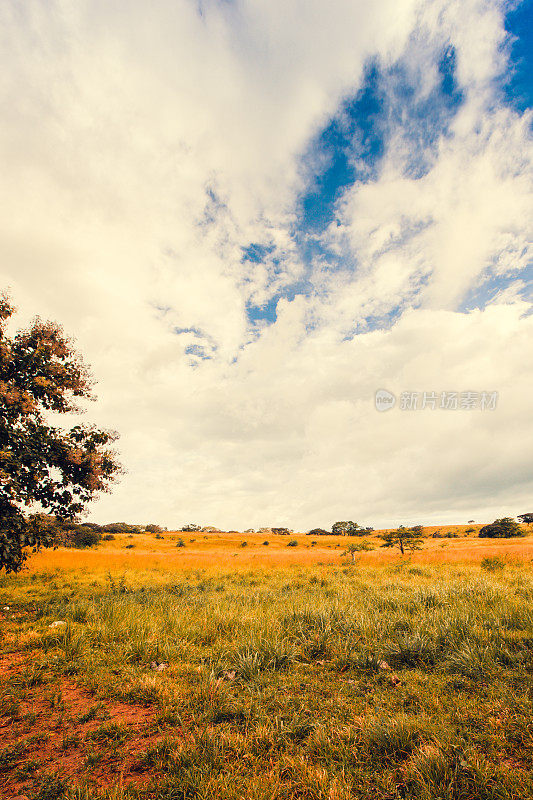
[2,606,9,611]
[377,660,391,671]
[389,674,401,686]
[222,670,236,681]
[49,621,66,628]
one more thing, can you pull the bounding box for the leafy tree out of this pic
[0,295,120,572]
[181,523,201,532]
[518,513,533,527]
[307,528,330,536]
[380,525,424,555]
[478,518,525,538]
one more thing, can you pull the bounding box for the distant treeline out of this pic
[26,516,169,549]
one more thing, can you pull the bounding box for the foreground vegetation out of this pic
[2,548,533,799]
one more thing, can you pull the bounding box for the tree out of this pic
[380,525,424,555]
[102,522,141,534]
[332,520,358,536]
[0,295,120,572]
[518,513,533,527]
[479,518,525,538]
[342,540,374,562]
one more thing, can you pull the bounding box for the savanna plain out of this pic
[2,527,533,800]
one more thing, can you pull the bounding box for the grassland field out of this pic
[1,526,533,800]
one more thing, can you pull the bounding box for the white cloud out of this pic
[0,0,531,529]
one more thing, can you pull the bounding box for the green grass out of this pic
[1,562,533,798]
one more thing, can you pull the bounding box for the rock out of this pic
[389,674,401,686]
[151,661,168,671]
[2,606,9,611]
[222,670,236,681]
[49,621,66,628]
[377,660,391,671]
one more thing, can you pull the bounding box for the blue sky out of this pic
[1,0,532,529]
[246,0,532,328]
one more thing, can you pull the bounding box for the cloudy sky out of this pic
[1,0,532,530]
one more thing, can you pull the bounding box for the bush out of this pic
[287,540,298,547]
[175,538,186,548]
[262,541,269,546]
[68,527,101,549]
[307,528,330,536]
[102,533,115,541]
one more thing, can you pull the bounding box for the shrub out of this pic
[102,534,115,541]
[287,540,298,547]
[481,556,505,572]
[175,538,186,548]
[68,527,101,549]
[262,541,269,546]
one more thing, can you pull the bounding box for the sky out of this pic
[1,0,532,531]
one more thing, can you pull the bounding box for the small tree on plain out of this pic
[342,540,374,562]
[380,525,424,555]
[518,513,533,527]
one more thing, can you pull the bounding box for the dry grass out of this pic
[25,526,533,574]
[1,528,533,799]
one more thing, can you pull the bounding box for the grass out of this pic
[1,533,533,797]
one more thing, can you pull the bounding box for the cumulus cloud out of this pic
[1,0,531,528]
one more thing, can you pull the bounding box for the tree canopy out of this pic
[0,296,120,572]
[478,518,525,538]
